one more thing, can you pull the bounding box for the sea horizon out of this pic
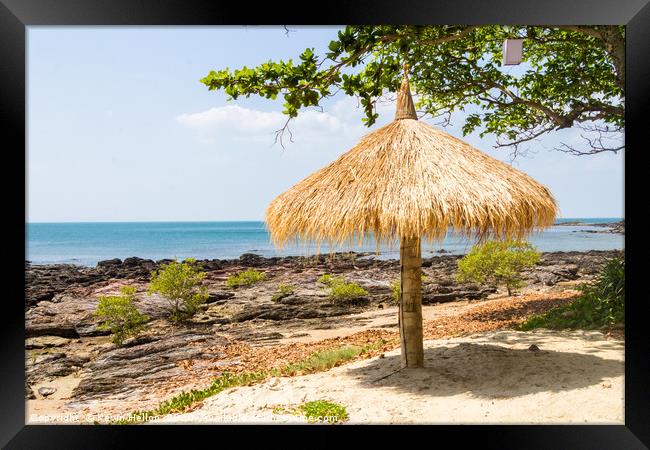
[26,218,624,267]
[26,217,624,225]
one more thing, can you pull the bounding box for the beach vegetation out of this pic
[518,257,624,331]
[298,400,349,424]
[457,240,540,295]
[115,339,385,424]
[318,273,368,301]
[271,283,295,301]
[113,371,268,424]
[94,286,149,345]
[329,280,368,302]
[226,268,267,288]
[147,258,208,322]
[317,273,333,285]
[281,346,363,376]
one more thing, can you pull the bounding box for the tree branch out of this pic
[273,117,294,149]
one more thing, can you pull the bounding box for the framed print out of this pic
[1,0,648,447]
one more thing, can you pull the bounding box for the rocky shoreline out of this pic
[25,249,623,415]
[555,219,624,234]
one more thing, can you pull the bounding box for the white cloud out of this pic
[177,105,283,134]
[176,102,368,146]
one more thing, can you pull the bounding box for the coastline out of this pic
[26,219,624,267]
[25,248,623,424]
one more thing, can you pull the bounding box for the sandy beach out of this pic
[155,329,624,425]
[24,250,624,425]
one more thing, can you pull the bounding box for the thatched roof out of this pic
[266,71,557,248]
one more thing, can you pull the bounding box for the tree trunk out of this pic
[399,236,424,368]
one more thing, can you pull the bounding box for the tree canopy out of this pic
[201,26,624,156]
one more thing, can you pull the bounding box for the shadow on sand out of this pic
[347,333,623,399]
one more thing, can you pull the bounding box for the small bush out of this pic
[95,286,149,345]
[147,258,208,322]
[226,268,267,288]
[330,281,368,301]
[457,240,540,295]
[272,283,295,302]
[318,274,367,301]
[317,274,333,285]
[299,400,349,424]
[518,257,624,331]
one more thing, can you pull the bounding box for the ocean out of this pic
[26,219,624,267]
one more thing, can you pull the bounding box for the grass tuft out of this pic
[281,346,362,376]
[226,268,267,288]
[114,339,385,424]
[271,283,295,301]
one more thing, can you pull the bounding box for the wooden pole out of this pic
[399,236,424,368]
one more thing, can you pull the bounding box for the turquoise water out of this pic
[26,219,624,267]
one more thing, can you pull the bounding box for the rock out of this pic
[23,248,624,407]
[275,295,310,305]
[97,258,122,267]
[26,351,91,385]
[71,330,228,400]
[205,291,235,303]
[26,322,80,339]
[74,322,112,337]
[25,285,170,343]
[228,330,284,344]
[26,386,36,400]
[25,336,72,349]
[239,253,266,266]
[422,284,497,304]
[38,387,56,397]
[528,344,541,352]
[188,314,230,325]
[123,257,154,267]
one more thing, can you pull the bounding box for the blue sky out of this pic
[27,26,624,222]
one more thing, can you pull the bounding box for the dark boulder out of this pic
[97,258,122,268]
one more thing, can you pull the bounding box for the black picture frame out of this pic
[2,0,647,448]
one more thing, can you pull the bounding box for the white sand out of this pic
[154,329,624,425]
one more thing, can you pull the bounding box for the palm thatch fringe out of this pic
[266,118,557,248]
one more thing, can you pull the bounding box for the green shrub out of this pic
[330,281,368,301]
[147,258,208,322]
[298,400,349,424]
[95,286,149,345]
[318,273,367,301]
[271,283,295,302]
[319,276,367,302]
[518,257,625,331]
[226,268,267,288]
[457,240,540,295]
[317,273,333,285]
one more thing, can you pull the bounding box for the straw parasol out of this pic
[266,65,557,368]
